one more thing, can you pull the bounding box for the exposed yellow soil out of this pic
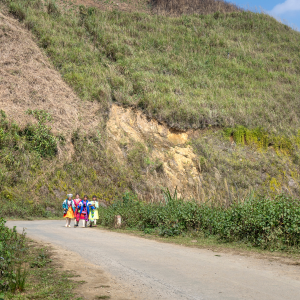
[107,105,202,199]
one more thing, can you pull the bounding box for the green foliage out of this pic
[99,190,300,250]
[0,111,60,218]
[0,218,27,292]
[30,250,52,268]
[0,110,57,159]
[2,0,300,134]
[2,227,81,299]
[190,131,300,200]
[8,265,27,293]
[24,109,57,157]
[0,199,59,219]
[26,109,53,123]
[22,123,57,158]
[8,2,26,21]
[47,1,60,17]
[224,125,294,152]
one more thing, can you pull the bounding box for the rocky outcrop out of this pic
[107,105,202,200]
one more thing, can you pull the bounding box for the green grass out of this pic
[4,244,83,300]
[3,0,300,135]
[0,218,82,299]
[98,190,300,252]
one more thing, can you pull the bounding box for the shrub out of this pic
[22,123,57,158]
[0,218,27,292]
[47,1,60,17]
[0,110,57,159]
[99,190,300,250]
[9,2,26,21]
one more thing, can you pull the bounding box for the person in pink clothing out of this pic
[73,193,81,227]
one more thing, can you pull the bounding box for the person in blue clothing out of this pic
[62,194,76,228]
[78,195,89,227]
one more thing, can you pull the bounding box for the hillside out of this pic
[0,0,300,217]
[0,7,205,216]
[3,0,300,133]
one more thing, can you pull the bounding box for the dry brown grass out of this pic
[152,0,241,15]
[69,0,150,14]
[0,12,104,158]
[63,0,240,15]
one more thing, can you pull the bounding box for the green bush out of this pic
[0,111,60,217]
[9,2,26,21]
[0,199,60,219]
[47,1,60,17]
[99,190,300,250]
[0,110,57,159]
[0,218,27,292]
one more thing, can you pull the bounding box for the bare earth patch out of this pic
[42,242,137,300]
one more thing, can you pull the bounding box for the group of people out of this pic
[62,193,99,228]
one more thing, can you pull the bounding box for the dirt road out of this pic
[7,220,300,300]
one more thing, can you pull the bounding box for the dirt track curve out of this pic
[7,220,300,300]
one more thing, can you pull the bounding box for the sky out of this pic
[231,0,300,31]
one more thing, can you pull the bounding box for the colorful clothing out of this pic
[89,201,99,222]
[62,199,75,218]
[79,200,89,222]
[73,198,81,223]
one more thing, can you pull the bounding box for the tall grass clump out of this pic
[0,218,27,293]
[99,190,300,250]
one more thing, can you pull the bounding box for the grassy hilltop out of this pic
[4,0,300,134]
[0,0,300,218]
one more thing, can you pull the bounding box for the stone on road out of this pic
[7,220,300,300]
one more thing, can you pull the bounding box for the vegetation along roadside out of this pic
[0,218,84,300]
[98,190,300,253]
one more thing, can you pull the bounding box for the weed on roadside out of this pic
[1,218,83,299]
[99,190,300,252]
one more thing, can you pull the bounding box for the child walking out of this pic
[78,195,89,227]
[89,195,99,227]
[62,194,75,227]
[73,193,81,227]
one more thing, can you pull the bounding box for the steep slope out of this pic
[0,12,103,154]
[3,0,300,134]
[0,0,300,218]
[0,10,205,216]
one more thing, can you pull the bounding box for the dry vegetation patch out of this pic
[0,11,103,152]
[152,0,241,15]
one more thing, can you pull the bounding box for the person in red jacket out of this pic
[73,193,81,227]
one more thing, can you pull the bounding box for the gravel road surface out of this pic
[7,220,300,300]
